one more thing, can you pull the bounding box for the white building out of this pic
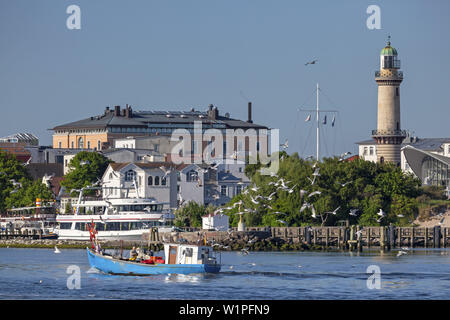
[202,213,229,231]
[102,162,178,210]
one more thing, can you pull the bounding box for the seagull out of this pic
[307,176,316,185]
[272,212,287,215]
[308,190,321,197]
[251,185,259,192]
[23,157,32,166]
[340,181,352,187]
[312,168,320,177]
[311,205,317,218]
[377,209,386,217]
[241,248,249,255]
[287,185,297,194]
[277,220,288,226]
[349,208,359,216]
[159,166,171,178]
[280,139,288,150]
[54,246,61,254]
[325,206,340,215]
[397,214,404,218]
[300,202,311,213]
[305,59,318,66]
[80,160,91,166]
[355,228,364,237]
[397,250,408,257]
[299,189,307,198]
[439,216,445,225]
[339,152,352,161]
[266,192,277,201]
[250,195,260,205]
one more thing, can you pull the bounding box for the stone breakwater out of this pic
[0,230,317,251]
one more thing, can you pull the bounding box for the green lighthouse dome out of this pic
[380,36,398,56]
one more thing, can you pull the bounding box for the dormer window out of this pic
[125,170,136,182]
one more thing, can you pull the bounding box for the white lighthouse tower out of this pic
[372,36,406,165]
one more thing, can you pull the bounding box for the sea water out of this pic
[0,248,449,299]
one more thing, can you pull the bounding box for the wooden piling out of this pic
[325,228,329,248]
[424,228,428,248]
[434,226,441,248]
[411,228,415,248]
[380,227,385,251]
[443,228,447,248]
[367,227,371,248]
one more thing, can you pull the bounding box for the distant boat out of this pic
[87,243,221,275]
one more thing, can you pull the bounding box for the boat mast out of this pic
[316,83,319,162]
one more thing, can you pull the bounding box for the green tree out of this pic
[174,201,211,228]
[61,151,111,196]
[0,151,54,212]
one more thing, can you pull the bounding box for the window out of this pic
[87,141,91,149]
[363,147,368,155]
[369,147,374,155]
[78,137,84,149]
[155,176,160,186]
[71,141,74,149]
[98,140,101,150]
[125,170,136,182]
[148,176,153,185]
[236,185,242,194]
[186,170,198,182]
[58,142,62,148]
[221,185,227,196]
[396,87,399,96]
[161,177,167,186]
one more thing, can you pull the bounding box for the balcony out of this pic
[375,71,403,80]
[372,129,407,137]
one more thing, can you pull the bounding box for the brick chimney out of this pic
[125,104,133,118]
[114,105,121,116]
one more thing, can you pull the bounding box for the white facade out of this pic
[202,213,229,231]
[102,163,178,210]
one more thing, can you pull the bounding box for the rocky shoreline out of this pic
[0,233,320,251]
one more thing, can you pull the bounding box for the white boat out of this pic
[55,197,175,241]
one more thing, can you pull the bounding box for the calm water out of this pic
[0,248,449,299]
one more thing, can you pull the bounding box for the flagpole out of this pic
[316,83,319,161]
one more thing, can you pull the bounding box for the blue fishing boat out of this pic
[87,243,221,275]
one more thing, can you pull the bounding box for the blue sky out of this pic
[1,0,449,158]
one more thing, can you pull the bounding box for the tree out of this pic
[174,201,210,228]
[220,153,424,227]
[0,150,53,212]
[61,151,111,196]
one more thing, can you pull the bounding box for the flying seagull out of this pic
[280,139,289,150]
[305,59,318,66]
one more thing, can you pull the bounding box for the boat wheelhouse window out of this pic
[95,223,105,231]
[125,170,136,182]
[130,222,143,230]
[120,222,130,231]
[105,222,120,231]
[75,222,87,231]
[148,176,153,185]
[59,223,72,230]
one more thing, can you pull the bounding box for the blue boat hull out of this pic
[87,248,221,275]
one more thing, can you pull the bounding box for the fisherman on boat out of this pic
[129,246,138,261]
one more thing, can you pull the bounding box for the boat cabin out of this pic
[163,243,218,265]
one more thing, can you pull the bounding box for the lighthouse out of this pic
[372,36,405,165]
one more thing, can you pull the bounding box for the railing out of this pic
[375,71,403,79]
[372,129,407,137]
